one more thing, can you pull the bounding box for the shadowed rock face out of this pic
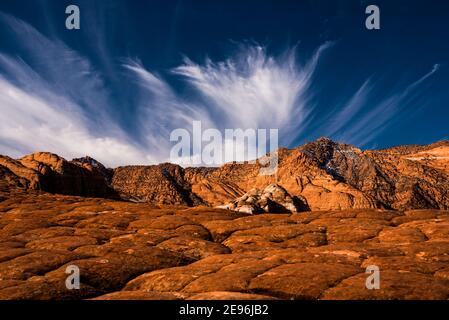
[112,164,205,206]
[1,192,449,300]
[1,138,449,210]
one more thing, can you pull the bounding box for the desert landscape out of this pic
[1,137,449,300]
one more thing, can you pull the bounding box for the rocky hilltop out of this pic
[1,138,449,211]
[112,164,204,206]
[0,152,117,199]
[1,139,449,300]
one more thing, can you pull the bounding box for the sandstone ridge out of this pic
[1,138,449,211]
[0,152,116,198]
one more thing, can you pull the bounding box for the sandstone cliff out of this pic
[1,138,448,211]
[112,164,204,206]
[183,138,449,211]
[0,152,116,198]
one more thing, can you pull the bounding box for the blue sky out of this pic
[0,0,448,166]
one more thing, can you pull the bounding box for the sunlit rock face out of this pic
[1,139,449,211]
[0,152,116,198]
[0,139,449,300]
[217,183,308,214]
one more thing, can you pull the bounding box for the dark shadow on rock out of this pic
[292,196,310,212]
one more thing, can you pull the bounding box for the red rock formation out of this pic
[183,138,449,211]
[112,163,204,206]
[0,152,116,198]
[1,192,449,300]
[1,138,448,211]
[218,183,309,214]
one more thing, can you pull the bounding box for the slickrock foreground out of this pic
[1,138,449,299]
[1,191,449,300]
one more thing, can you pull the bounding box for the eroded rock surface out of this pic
[0,153,116,198]
[2,139,449,212]
[1,192,449,300]
[111,138,449,211]
[217,184,308,214]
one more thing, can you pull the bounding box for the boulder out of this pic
[217,184,308,214]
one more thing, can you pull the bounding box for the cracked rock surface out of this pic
[1,192,449,300]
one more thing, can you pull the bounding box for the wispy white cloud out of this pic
[171,43,332,138]
[327,64,441,146]
[0,13,112,121]
[0,11,441,168]
[122,59,216,160]
[122,43,332,164]
[0,13,153,167]
[0,75,153,166]
[325,80,372,137]
[4,11,331,167]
